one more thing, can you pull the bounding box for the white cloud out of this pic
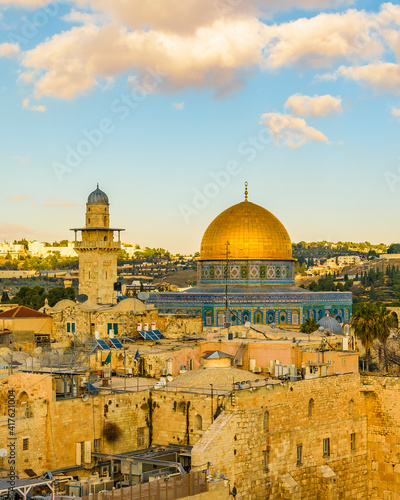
[172,102,184,110]
[0,0,49,5]
[7,194,29,202]
[285,94,343,117]
[62,9,107,26]
[0,42,20,58]
[42,197,79,207]
[0,223,37,240]
[22,98,46,112]
[22,19,267,99]
[391,106,400,118]
[262,8,392,70]
[331,62,400,94]
[260,112,329,147]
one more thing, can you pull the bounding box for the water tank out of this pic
[249,359,256,372]
[95,331,100,340]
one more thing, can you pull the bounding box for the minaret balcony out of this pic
[74,241,121,250]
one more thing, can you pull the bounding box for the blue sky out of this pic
[1,0,400,254]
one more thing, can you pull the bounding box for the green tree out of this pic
[351,303,378,372]
[47,287,76,307]
[300,317,320,334]
[1,291,9,303]
[374,303,398,372]
[388,244,400,254]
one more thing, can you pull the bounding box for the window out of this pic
[263,411,269,431]
[351,433,356,451]
[94,439,101,453]
[262,450,269,471]
[67,322,76,334]
[308,398,314,418]
[195,414,202,431]
[81,442,85,464]
[23,405,32,419]
[296,445,302,466]
[342,358,347,365]
[22,438,29,451]
[88,218,91,224]
[323,438,330,458]
[107,323,118,336]
[349,399,354,416]
[137,427,145,448]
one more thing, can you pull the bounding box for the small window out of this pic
[137,427,145,448]
[296,445,302,466]
[94,439,101,453]
[262,449,269,471]
[80,442,85,464]
[323,438,330,458]
[88,218,91,224]
[351,433,356,451]
[308,398,314,418]
[107,323,118,336]
[263,411,269,431]
[22,438,29,451]
[195,414,202,431]
[349,399,354,416]
[342,358,347,365]
[66,322,75,334]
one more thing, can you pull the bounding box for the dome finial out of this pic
[244,181,248,201]
[97,182,99,189]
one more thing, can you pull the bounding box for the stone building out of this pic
[150,185,352,329]
[71,185,124,305]
[0,306,52,351]
[2,364,400,498]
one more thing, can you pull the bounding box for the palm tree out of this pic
[300,317,320,334]
[374,303,398,372]
[351,303,378,372]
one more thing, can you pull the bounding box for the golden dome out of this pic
[199,199,293,261]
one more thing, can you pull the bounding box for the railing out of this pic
[78,472,206,500]
[74,241,121,249]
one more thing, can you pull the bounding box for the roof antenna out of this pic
[244,181,248,201]
[97,183,99,189]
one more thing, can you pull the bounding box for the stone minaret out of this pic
[71,185,124,305]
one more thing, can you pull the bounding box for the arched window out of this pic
[255,311,263,324]
[263,411,269,431]
[195,414,202,431]
[19,392,31,418]
[349,399,354,416]
[308,398,314,418]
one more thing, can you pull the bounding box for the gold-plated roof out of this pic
[199,200,293,261]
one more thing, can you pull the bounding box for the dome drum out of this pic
[197,260,295,286]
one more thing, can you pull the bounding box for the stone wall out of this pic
[0,374,149,475]
[361,375,400,500]
[192,374,368,499]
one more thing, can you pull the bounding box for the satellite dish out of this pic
[0,449,7,458]
[77,294,88,304]
[244,321,251,328]
[81,394,89,402]
[138,292,150,301]
[319,326,325,331]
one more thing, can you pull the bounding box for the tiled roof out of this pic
[0,306,49,319]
